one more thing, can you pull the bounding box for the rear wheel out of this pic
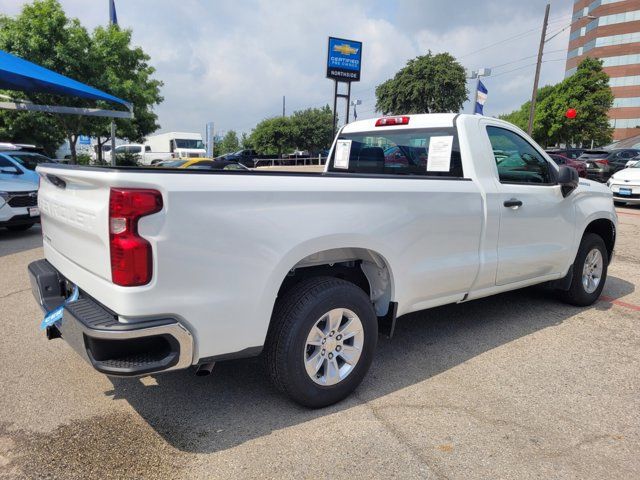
[6,223,34,232]
[558,233,608,306]
[264,277,377,408]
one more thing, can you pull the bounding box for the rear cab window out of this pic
[327,127,464,178]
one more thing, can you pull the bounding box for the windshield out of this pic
[174,139,204,149]
[6,153,53,170]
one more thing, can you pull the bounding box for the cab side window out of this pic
[487,126,552,185]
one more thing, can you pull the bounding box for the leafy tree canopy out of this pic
[500,58,614,147]
[290,105,333,153]
[219,130,240,155]
[0,0,163,162]
[375,52,468,115]
[249,106,333,155]
[250,116,293,156]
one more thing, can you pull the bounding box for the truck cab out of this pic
[145,132,206,160]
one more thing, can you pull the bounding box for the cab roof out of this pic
[341,113,459,134]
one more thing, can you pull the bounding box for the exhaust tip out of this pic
[195,362,215,376]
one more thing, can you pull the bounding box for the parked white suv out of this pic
[29,114,616,407]
[0,176,39,231]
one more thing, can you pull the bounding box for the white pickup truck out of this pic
[28,114,616,407]
[108,144,173,166]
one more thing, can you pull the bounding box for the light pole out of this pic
[470,68,491,114]
[351,99,362,120]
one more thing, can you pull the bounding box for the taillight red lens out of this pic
[375,116,410,127]
[594,159,609,165]
[109,188,163,286]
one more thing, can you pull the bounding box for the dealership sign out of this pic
[326,37,362,82]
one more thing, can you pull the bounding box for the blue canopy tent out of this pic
[0,49,132,119]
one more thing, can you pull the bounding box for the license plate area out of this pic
[28,207,39,217]
[619,187,632,196]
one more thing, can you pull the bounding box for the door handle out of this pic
[503,199,523,209]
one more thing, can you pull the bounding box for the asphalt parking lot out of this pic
[0,211,639,480]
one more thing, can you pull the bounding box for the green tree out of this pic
[375,52,468,115]
[240,132,252,149]
[290,105,333,153]
[219,130,240,154]
[249,116,293,156]
[0,0,163,163]
[500,58,613,147]
[88,25,163,163]
[0,111,66,157]
[499,85,556,145]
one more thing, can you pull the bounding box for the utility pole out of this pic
[528,3,550,135]
[282,96,285,117]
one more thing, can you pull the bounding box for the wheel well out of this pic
[584,218,615,261]
[277,248,393,317]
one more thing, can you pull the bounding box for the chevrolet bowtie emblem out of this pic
[333,44,358,56]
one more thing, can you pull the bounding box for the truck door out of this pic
[483,124,575,286]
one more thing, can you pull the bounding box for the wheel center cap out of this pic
[325,337,337,352]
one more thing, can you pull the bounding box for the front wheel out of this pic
[264,277,377,408]
[558,233,608,306]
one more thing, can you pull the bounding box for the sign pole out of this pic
[332,80,338,137]
[345,82,351,124]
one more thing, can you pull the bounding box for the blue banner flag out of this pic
[109,0,118,25]
[475,80,488,115]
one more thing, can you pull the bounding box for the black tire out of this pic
[264,276,377,408]
[6,223,34,232]
[558,233,608,306]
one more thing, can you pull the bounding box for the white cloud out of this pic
[0,0,573,136]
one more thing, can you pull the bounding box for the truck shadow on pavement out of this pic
[0,224,42,257]
[106,275,634,454]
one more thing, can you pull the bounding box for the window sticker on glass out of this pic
[427,135,453,172]
[334,140,352,169]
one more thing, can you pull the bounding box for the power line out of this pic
[458,14,571,59]
[488,49,565,70]
[490,58,567,78]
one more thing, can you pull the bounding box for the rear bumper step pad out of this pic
[28,259,193,376]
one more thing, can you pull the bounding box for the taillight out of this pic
[109,188,163,286]
[375,116,410,127]
[594,159,609,165]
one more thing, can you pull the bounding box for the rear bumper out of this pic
[613,195,640,204]
[28,259,193,377]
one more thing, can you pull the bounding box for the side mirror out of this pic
[558,165,579,197]
[0,166,21,175]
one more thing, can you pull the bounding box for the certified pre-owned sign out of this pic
[326,37,362,82]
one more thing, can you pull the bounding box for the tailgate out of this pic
[37,165,115,281]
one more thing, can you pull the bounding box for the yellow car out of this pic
[179,158,250,170]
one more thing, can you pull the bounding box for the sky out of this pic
[0,0,574,138]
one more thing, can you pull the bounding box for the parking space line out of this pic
[600,295,640,312]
